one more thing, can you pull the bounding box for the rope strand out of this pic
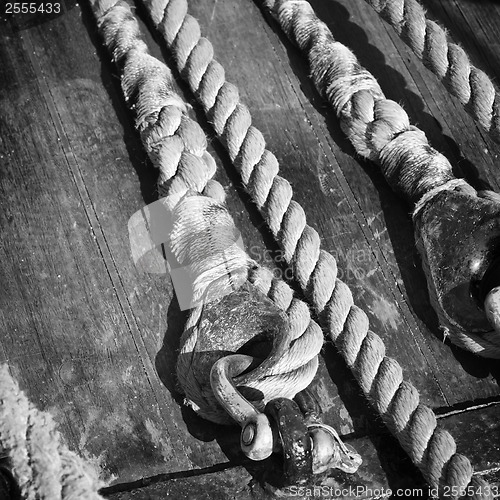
[0,365,105,500]
[137,0,494,496]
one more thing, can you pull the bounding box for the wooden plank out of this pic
[438,403,500,478]
[0,0,384,487]
[105,403,500,500]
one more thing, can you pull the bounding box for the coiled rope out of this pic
[363,0,500,145]
[0,365,105,499]
[90,0,324,428]
[136,0,495,497]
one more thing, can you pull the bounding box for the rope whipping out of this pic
[363,0,500,145]
[89,0,324,426]
[0,365,105,500]
[136,0,495,497]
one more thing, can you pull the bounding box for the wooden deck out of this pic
[1,0,499,498]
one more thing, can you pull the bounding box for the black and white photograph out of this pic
[1,0,500,498]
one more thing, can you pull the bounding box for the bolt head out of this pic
[241,423,256,446]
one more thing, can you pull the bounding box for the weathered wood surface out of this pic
[0,0,499,498]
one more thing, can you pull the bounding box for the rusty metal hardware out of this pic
[294,390,362,474]
[211,356,316,485]
[265,398,313,485]
[211,357,363,485]
[211,354,275,461]
[414,186,500,335]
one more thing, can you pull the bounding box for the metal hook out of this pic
[211,356,317,486]
[211,359,363,484]
[210,354,274,461]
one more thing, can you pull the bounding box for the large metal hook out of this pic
[210,354,275,461]
[211,354,315,485]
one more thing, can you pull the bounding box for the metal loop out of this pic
[294,389,362,474]
[210,354,274,461]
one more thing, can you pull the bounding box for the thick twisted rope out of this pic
[138,0,494,496]
[363,0,500,145]
[259,0,500,359]
[0,365,105,500]
[90,0,323,425]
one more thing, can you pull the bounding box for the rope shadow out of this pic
[155,295,242,447]
[79,0,159,206]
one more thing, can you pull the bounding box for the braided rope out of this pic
[0,365,105,500]
[138,0,494,496]
[363,0,500,144]
[90,0,323,425]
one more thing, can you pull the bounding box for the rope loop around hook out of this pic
[91,0,345,479]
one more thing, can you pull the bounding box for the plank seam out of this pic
[98,462,239,496]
